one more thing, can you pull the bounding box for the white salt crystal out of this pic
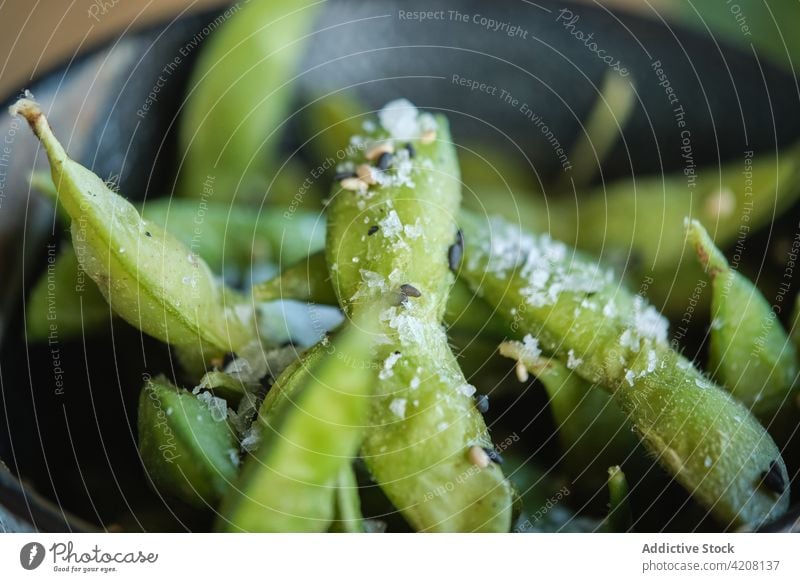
[378,99,421,140]
[389,398,407,419]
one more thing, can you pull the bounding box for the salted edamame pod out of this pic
[458,211,788,528]
[218,314,377,533]
[687,219,798,420]
[326,100,512,532]
[138,376,239,507]
[11,97,254,358]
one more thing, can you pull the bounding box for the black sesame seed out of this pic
[761,460,787,494]
[377,152,393,171]
[474,393,490,414]
[404,143,416,158]
[399,283,421,298]
[145,231,152,238]
[367,225,379,236]
[448,229,464,271]
[333,170,357,181]
[483,447,504,465]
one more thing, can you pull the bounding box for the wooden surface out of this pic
[0,0,229,97]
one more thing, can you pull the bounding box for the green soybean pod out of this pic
[178,0,320,202]
[31,170,326,274]
[325,101,511,532]
[499,340,638,492]
[458,210,788,528]
[567,143,800,275]
[687,219,798,420]
[331,465,365,533]
[141,200,325,275]
[218,316,377,533]
[604,466,633,533]
[26,243,110,341]
[138,376,239,507]
[12,97,254,357]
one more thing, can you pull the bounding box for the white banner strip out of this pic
[0,533,798,581]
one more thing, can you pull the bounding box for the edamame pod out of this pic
[331,465,365,533]
[33,169,325,274]
[604,466,633,533]
[25,243,110,341]
[567,144,800,274]
[458,210,788,528]
[687,219,798,420]
[12,97,255,358]
[499,340,638,492]
[138,376,238,507]
[326,101,512,532]
[218,314,377,532]
[141,200,324,278]
[178,0,320,201]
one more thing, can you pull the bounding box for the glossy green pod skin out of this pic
[458,210,788,528]
[25,243,110,341]
[141,200,324,277]
[499,342,638,492]
[688,220,798,420]
[178,0,320,202]
[12,98,255,358]
[138,376,239,507]
[31,171,325,274]
[325,103,512,532]
[218,318,377,533]
[605,466,633,533]
[25,196,324,340]
[331,464,365,533]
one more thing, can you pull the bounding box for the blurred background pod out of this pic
[1,0,800,531]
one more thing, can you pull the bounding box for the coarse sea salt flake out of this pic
[646,350,657,374]
[520,334,541,360]
[566,349,583,370]
[380,210,403,238]
[389,398,407,419]
[379,99,421,140]
[379,352,402,380]
[197,391,228,422]
[457,383,477,398]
